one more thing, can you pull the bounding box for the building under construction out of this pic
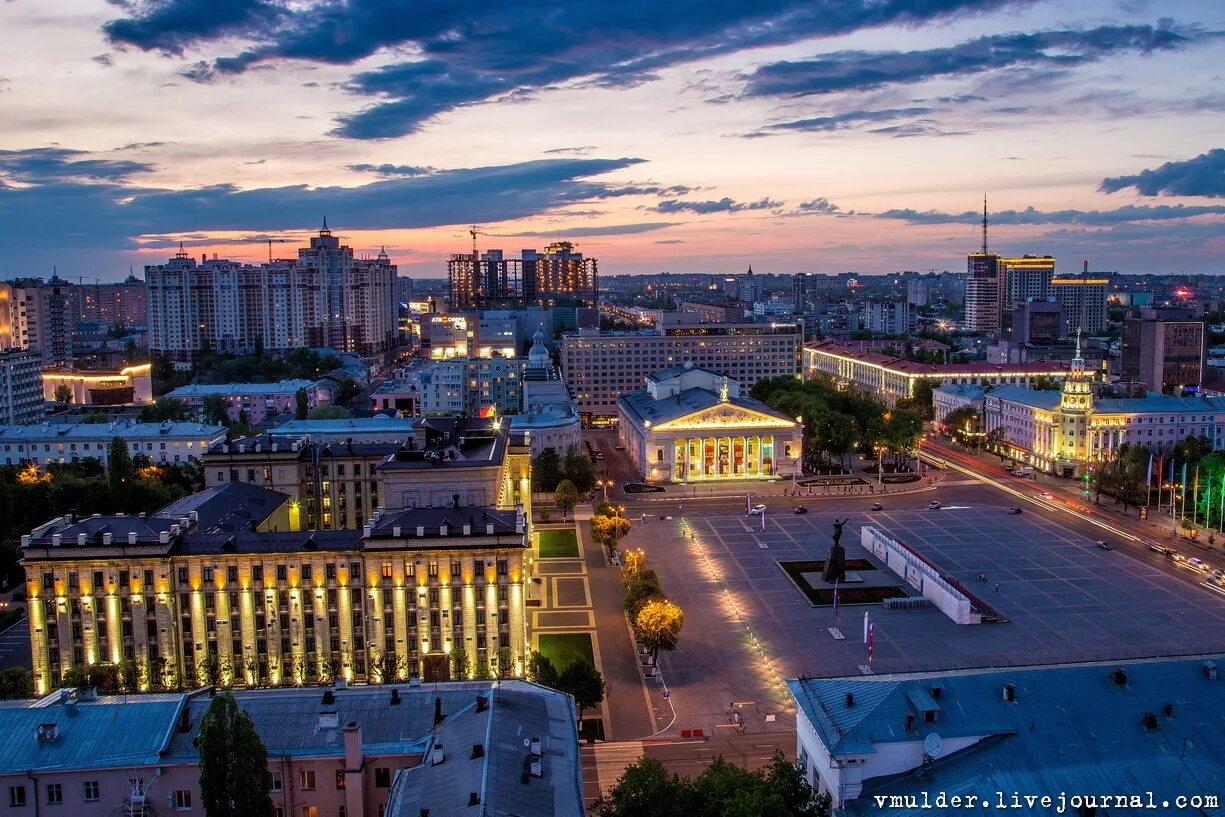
[448,242,598,309]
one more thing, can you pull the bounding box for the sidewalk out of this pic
[572,505,656,741]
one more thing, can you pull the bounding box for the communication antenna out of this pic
[981,195,989,255]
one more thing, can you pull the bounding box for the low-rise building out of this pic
[789,656,1225,813]
[617,364,802,483]
[804,341,1070,408]
[932,384,986,424]
[0,680,580,817]
[165,379,323,424]
[41,362,153,406]
[0,419,226,470]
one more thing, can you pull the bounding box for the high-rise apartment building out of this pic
[965,252,1001,333]
[448,242,597,309]
[1121,307,1205,395]
[560,318,803,420]
[1051,261,1108,335]
[73,275,147,327]
[0,348,44,424]
[146,224,398,363]
[861,301,916,336]
[999,255,1055,336]
[3,277,74,367]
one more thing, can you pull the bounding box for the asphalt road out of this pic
[0,614,31,671]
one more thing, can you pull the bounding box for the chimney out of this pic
[36,723,59,742]
[432,744,446,766]
[1112,668,1128,686]
[530,737,541,756]
[905,713,915,731]
[343,720,363,771]
[1003,683,1016,703]
[1163,703,1174,718]
[1142,712,1158,731]
[476,695,489,713]
[433,696,443,725]
[160,531,170,544]
[177,707,191,733]
[318,709,339,731]
[416,526,425,537]
[463,524,471,535]
[845,692,854,708]
[102,533,112,545]
[530,757,543,778]
[129,532,138,545]
[1204,662,1219,680]
[466,792,478,806]
[77,533,86,546]
[393,526,401,537]
[486,523,494,535]
[51,534,62,547]
[390,688,401,706]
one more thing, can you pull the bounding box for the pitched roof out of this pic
[618,386,793,428]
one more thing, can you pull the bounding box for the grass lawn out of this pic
[537,632,594,671]
[537,528,579,558]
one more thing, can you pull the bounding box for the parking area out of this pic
[626,486,1225,737]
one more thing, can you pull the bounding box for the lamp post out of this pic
[598,479,610,504]
[793,415,803,495]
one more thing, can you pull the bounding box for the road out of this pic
[0,614,31,671]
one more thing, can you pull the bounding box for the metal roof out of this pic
[618,386,792,428]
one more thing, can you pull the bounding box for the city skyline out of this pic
[1,0,1224,279]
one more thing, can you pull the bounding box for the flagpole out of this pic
[1194,465,1201,525]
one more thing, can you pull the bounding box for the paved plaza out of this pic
[626,485,1225,739]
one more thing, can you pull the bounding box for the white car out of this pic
[1036,492,1053,500]
[927,500,942,510]
[1186,557,1208,571]
[748,504,767,515]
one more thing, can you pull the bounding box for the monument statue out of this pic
[822,518,848,583]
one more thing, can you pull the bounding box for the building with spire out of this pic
[984,332,1225,476]
[146,224,398,363]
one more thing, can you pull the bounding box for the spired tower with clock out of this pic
[1056,329,1094,470]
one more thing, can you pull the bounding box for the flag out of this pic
[832,580,839,620]
[868,620,875,662]
[1146,451,1153,485]
[760,508,766,531]
[746,494,751,515]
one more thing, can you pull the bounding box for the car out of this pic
[793,505,808,514]
[870,502,883,511]
[1210,569,1224,582]
[1036,492,1053,500]
[1096,540,1113,550]
[623,483,665,494]
[1187,557,1208,571]
[748,504,767,515]
[1006,507,1022,514]
[927,500,942,510]
[1148,543,1166,554]
[594,452,605,460]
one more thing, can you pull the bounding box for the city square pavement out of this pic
[623,483,1225,740]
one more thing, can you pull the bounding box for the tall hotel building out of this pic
[560,317,803,421]
[146,223,397,363]
[449,241,598,310]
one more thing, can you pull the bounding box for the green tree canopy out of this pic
[556,657,605,724]
[294,388,309,420]
[202,394,230,426]
[198,692,274,817]
[307,405,353,420]
[532,447,563,492]
[554,479,579,519]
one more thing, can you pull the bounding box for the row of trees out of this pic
[622,549,684,664]
[154,347,346,394]
[527,650,607,724]
[592,502,632,558]
[532,445,597,494]
[593,753,831,817]
[750,375,923,470]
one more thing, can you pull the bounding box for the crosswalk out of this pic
[583,741,645,802]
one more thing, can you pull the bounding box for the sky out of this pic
[1,0,1224,280]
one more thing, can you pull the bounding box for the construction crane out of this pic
[468,225,483,259]
[266,237,289,263]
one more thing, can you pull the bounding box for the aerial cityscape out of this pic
[1,0,1224,815]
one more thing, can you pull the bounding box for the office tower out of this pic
[1121,307,1205,394]
[998,255,1055,336]
[965,200,1000,332]
[147,224,398,363]
[1011,301,1064,345]
[1051,260,1108,335]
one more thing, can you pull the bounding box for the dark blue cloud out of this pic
[0,151,650,270]
[877,203,1225,225]
[1100,149,1225,197]
[494,222,678,238]
[656,197,782,214]
[105,0,1026,138]
[766,107,933,133]
[795,198,840,213]
[347,163,434,177]
[0,148,152,184]
[741,23,1207,98]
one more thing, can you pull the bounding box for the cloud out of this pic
[655,239,686,244]
[795,198,840,213]
[741,22,1210,99]
[494,222,678,238]
[104,0,1024,138]
[876,203,1225,225]
[1100,148,1225,197]
[0,150,652,264]
[92,53,114,66]
[766,107,933,133]
[0,147,153,184]
[544,146,598,156]
[347,163,434,177]
[656,197,782,214]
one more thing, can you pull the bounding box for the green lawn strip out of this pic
[537,632,595,671]
[537,528,580,558]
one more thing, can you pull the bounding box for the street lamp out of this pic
[793,415,804,495]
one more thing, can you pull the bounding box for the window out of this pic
[301,808,317,817]
[202,567,214,582]
[83,781,99,802]
[271,773,282,793]
[299,770,315,791]
[381,562,393,579]
[46,783,62,805]
[9,786,26,807]
[175,790,192,810]
[277,565,288,581]
[301,565,312,581]
[335,770,346,789]
[227,566,238,583]
[253,565,263,583]
[374,768,391,788]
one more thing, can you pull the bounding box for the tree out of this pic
[562,445,597,494]
[554,479,579,520]
[532,447,563,492]
[526,650,559,689]
[0,667,32,699]
[202,394,230,426]
[622,548,647,584]
[592,513,632,557]
[198,692,275,817]
[623,569,663,622]
[294,388,309,420]
[307,405,353,420]
[592,756,690,817]
[635,598,684,663]
[140,397,193,423]
[108,437,134,509]
[53,383,73,404]
[335,376,361,405]
[556,657,605,725]
[449,647,470,680]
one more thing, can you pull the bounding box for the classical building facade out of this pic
[617,365,802,483]
[803,341,1070,408]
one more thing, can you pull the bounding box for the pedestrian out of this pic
[994,583,1000,592]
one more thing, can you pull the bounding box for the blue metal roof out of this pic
[0,698,182,773]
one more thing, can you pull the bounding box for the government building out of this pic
[617,364,802,483]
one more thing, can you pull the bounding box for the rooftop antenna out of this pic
[981,195,989,255]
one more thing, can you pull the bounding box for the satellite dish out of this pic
[924,732,944,758]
